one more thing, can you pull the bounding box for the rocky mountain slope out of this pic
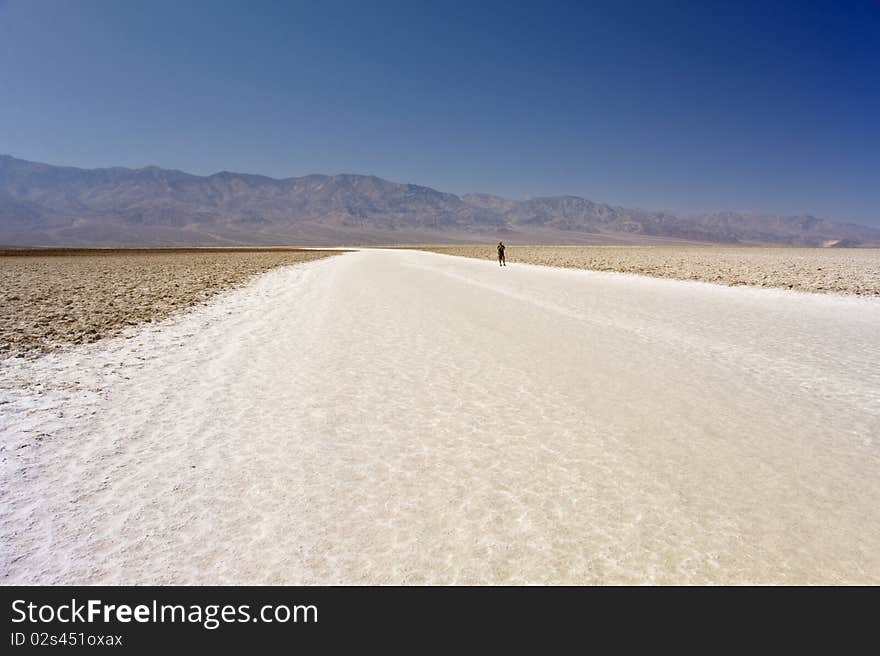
[1,155,877,246]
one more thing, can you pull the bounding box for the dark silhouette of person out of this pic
[497,241,506,267]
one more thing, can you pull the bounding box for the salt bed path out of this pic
[2,249,879,584]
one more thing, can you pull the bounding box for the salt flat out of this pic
[0,248,341,354]
[2,249,879,584]
[419,245,880,296]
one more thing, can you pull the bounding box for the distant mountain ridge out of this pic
[1,154,877,247]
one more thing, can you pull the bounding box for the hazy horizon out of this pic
[3,151,877,229]
[1,1,878,226]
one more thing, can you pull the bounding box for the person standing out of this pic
[497,241,506,267]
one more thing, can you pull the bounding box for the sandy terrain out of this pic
[417,245,880,296]
[2,249,879,584]
[0,248,341,355]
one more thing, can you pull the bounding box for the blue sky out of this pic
[0,0,878,225]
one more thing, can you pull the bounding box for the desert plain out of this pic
[2,245,879,584]
[0,248,341,354]
[418,245,880,296]
[3,245,878,357]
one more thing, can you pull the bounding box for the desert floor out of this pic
[0,248,342,355]
[418,245,880,296]
[2,249,879,584]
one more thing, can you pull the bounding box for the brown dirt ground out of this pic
[417,245,880,296]
[1,248,343,356]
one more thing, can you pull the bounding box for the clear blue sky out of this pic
[1,0,878,225]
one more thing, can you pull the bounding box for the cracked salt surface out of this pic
[2,249,879,584]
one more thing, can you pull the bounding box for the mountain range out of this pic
[1,154,877,247]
